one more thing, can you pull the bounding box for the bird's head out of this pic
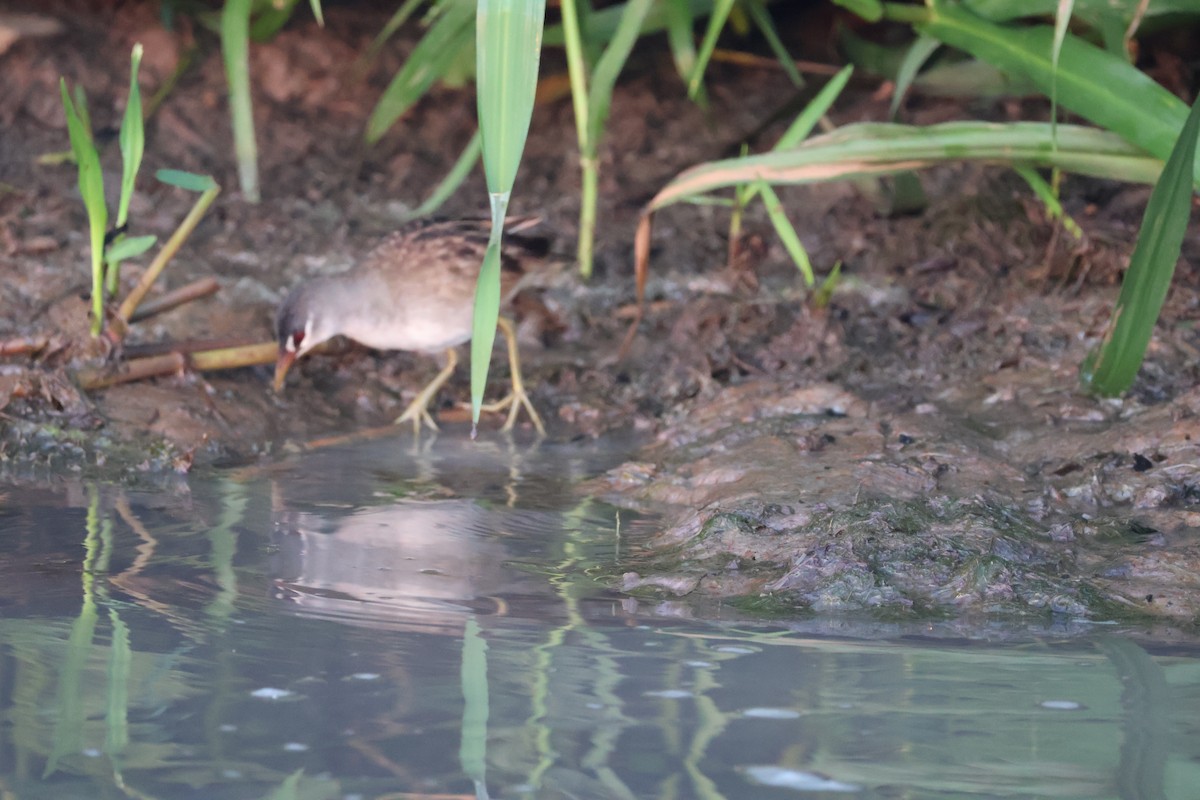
[274,283,337,391]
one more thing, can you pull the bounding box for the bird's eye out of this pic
[287,330,306,352]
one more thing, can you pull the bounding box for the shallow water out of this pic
[1,434,1199,799]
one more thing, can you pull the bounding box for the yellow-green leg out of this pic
[395,347,457,433]
[479,317,546,434]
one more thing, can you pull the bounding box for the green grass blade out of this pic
[1083,93,1200,396]
[754,180,815,285]
[221,0,259,202]
[60,78,108,336]
[890,34,940,119]
[308,0,324,27]
[472,0,546,424]
[917,3,1199,187]
[686,0,734,101]
[404,129,482,221]
[745,0,803,87]
[365,1,475,143]
[647,122,1164,213]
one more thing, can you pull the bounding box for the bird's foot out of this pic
[394,398,439,434]
[479,384,545,435]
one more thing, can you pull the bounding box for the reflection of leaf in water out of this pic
[261,767,342,800]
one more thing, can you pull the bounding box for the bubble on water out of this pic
[742,765,861,792]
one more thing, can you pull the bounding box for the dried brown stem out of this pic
[75,340,277,391]
[129,277,220,323]
[115,184,220,329]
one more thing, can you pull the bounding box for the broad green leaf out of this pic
[647,122,1164,214]
[476,0,545,193]
[221,0,259,202]
[587,0,653,145]
[917,3,1199,187]
[833,0,883,23]
[366,1,475,143]
[105,234,157,262]
[156,169,218,192]
[116,44,144,229]
[1083,93,1200,395]
[111,43,146,296]
[472,0,545,423]
[962,0,1198,24]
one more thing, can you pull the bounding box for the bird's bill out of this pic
[273,350,297,392]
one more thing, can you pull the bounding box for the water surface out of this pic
[2,435,1198,799]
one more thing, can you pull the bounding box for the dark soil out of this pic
[3,2,1200,626]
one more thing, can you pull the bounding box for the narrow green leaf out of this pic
[60,78,107,335]
[365,1,475,143]
[686,0,734,101]
[917,3,1199,187]
[156,168,218,192]
[754,180,815,286]
[458,618,489,784]
[1083,93,1200,395]
[221,0,259,202]
[308,0,324,27]
[111,44,146,296]
[105,234,158,262]
[116,44,145,230]
[473,0,546,423]
[890,35,940,119]
[471,236,504,429]
[962,0,1195,26]
[404,130,482,221]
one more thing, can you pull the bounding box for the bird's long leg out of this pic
[395,347,457,433]
[479,317,546,435]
